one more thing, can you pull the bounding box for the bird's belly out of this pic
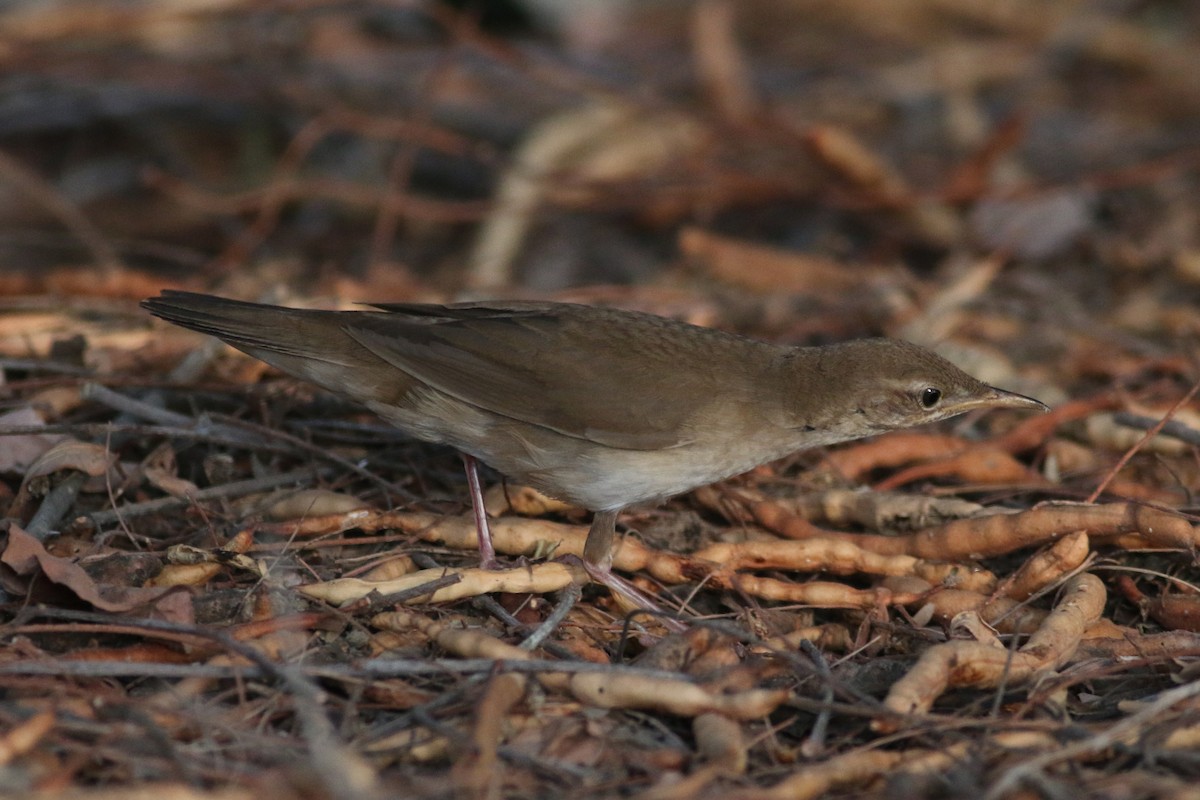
[368,393,808,512]
[506,434,809,511]
[523,451,735,510]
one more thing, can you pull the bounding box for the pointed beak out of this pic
[966,386,1050,414]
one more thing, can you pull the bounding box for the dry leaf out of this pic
[0,406,64,473]
[22,439,116,481]
[2,525,193,622]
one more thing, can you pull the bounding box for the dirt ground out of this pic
[1,2,1199,798]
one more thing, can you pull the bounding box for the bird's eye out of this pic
[920,387,942,408]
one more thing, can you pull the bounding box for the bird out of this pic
[142,291,1047,601]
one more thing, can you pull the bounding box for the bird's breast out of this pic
[367,385,820,512]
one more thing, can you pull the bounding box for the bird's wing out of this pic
[344,302,742,450]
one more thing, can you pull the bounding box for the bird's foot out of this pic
[560,555,687,633]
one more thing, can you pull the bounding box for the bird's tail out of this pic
[141,291,392,397]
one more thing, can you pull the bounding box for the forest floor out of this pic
[1,2,1199,798]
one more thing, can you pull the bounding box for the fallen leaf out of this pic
[0,406,64,473]
[22,439,116,481]
[2,525,193,623]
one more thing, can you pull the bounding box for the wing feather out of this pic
[344,304,743,450]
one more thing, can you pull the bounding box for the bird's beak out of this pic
[967,386,1050,414]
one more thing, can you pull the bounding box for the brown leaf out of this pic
[22,439,116,481]
[2,525,193,623]
[0,406,64,473]
[144,466,201,498]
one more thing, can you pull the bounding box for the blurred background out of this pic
[0,0,1197,361]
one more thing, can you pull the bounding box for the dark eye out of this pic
[920,387,942,408]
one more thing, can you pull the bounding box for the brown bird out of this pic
[142,291,1047,598]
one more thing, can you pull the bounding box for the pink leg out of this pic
[577,559,687,633]
[462,454,500,569]
[577,510,686,632]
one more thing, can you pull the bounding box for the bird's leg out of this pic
[578,510,685,631]
[582,509,618,570]
[462,454,500,569]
